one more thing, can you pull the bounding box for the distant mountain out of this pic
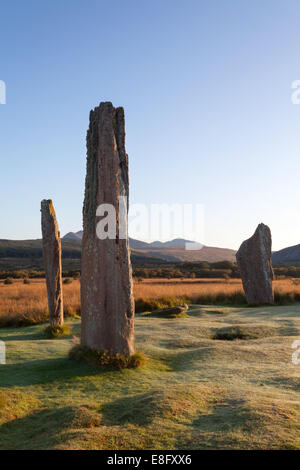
[128,238,151,250]
[61,232,300,265]
[63,232,153,250]
[134,245,236,263]
[2,233,300,270]
[63,234,196,249]
[63,231,83,241]
[149,238,195,247]
[62,232,236,262]
[272,244,300,265]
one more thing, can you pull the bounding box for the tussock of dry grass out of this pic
[0,390,39,426]
[69,344,146,370]
[70,406,102,429]
[44,324,71,339]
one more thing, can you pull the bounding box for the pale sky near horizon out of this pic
[1,0,300,250]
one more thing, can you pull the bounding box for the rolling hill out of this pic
[1,232,299,271]
[272,243,300,266]
[63,231,237,262]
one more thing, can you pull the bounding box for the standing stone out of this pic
[236,223,274,304]
[81,102,134,356]
[41,199,64,326]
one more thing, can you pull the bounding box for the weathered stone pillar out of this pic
[236,223,274,304]
[41,199,64,326]
[81,102,134,356]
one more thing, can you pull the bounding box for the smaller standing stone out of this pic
[236,223,274,304]
[41,199,64,326]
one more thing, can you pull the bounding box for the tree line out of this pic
[1,262,300,280]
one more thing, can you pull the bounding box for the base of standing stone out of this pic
[68,344,145,370]
[44,324,71,339]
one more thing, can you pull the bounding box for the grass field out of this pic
[0,304,299,449]
[1,278,300,327]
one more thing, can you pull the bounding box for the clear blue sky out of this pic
[1,0,300,250]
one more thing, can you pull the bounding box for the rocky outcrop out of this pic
[41,199,64,326]
[151,304,189,316]
[81,102,134,356]
[236,223,274,304]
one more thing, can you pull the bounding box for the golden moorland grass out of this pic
[0,280,80,327]
[0,277,300,327]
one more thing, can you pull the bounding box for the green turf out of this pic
[0,305,299,450]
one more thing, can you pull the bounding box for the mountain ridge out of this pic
[1,233,299,266]
[63,231,198,248]
[61,232,300,265]
[62,231,236,262]
[272,243,300,265]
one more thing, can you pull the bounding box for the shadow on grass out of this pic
[0,331,48,342]
[159,346,215,372]
[178,397,299,450]
[100,391,158,426]
[0,407,71,450]
[265,376,300,392]
[233,305,300,319]
[0,326,48,342]
[176,399,254,450]
[277,320,300,337]
[0,321,80,341]
[0,405,100,450]
[0,357,112,388]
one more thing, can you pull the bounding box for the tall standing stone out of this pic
[41,199,64,326]
[81,102,134,356]
[236,223,274,304]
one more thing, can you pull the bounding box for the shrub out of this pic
[193,291,246,306]
[63,278,72,285]
[0,311,49,328]
[69,344,146,370]
[44,324,71,339]
[128,351,146,368]
[4,278,13,285]
[23,278,30,284]
[192,290,300,307]
[274,290,300,305]
[64,305,80,318]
